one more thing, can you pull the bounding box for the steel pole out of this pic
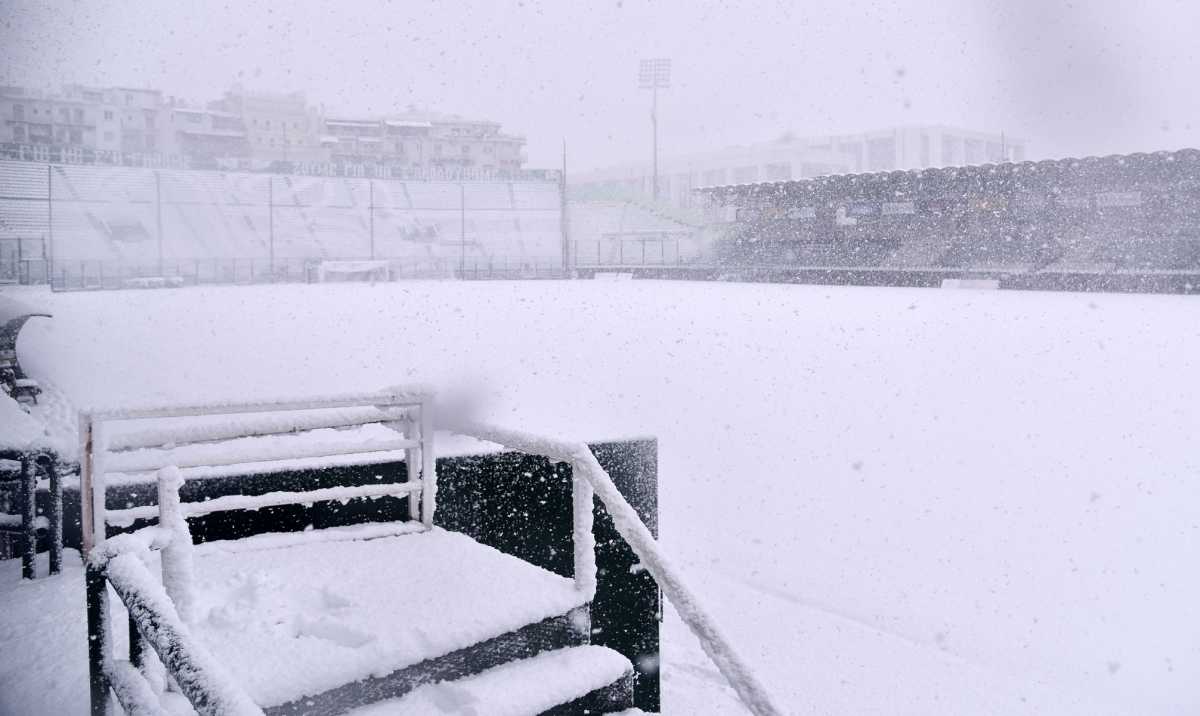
[561,140,569,274]
[268,177,275,278]
[652,83,659,201]
[155,171,163,275]
[46,165,53,284]
[460,183,466,278]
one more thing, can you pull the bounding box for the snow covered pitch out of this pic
[7,279,1200,714]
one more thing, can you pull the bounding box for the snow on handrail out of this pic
[456,422,785,716]
[104,435,419,473]
[104,552,264,716]
[84,385,433,421]
[82,391,437,716]
[80,389,436,554]
[90,525,176,566]
[105,481,424,527]
[106,659,167,716]
[106,405,414,452]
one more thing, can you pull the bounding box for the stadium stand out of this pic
[0,160,564,286]
[699,149,1200,289]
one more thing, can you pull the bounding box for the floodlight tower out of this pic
[639,58,671,202]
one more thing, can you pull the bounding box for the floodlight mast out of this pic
[639,58,671,202]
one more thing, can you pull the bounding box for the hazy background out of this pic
[3,0,1199,170]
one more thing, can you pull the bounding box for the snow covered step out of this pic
[344,645,635,716]
[185,527,593,712]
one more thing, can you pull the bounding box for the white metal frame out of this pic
[79,387,437,555]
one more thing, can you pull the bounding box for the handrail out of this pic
[84,386,433,421]
[106,405,414,452]
[79,388,435,553]
[455,422,785,716]
[93,552,263,715]
[86,468,262,716]
[81,390,437,715]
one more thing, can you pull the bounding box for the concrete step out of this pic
[345,645,636,716]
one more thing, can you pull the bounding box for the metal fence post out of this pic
[268,177,275,279]
[369,179,376,260]
[46,455,62,575]
[86,563,112,715]
[155,171,163,276]
[47,166,54,282]
[19,455,36,580]
[459,183,466,278]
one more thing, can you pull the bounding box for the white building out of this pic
[210,87,325,164]
[572,126,1028,208]
[0,84,170,158]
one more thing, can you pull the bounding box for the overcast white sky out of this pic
[3,0,1199,170]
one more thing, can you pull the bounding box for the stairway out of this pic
[82,392,651,716]
[179,526,636,716]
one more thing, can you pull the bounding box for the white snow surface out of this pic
[345,645,631,716]
[4,280,1200,713]
[0,393,51,452]
[187,527,587,707]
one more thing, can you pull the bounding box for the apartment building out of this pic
[0,83,527,172]
[210,87,325,163]
[321,110,525,172]
[166,103,249,167]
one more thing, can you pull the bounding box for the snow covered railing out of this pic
[80,388,435,716]
[455,422,785,716]
[103,434,421,476]
[88,533,263,715]
[105,405,414,452]
[79,387,437,553]
[105,481,426,527]
[0,449,63,580]
[84,466,262,716]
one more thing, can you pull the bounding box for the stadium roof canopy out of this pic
[694,147,1200,196]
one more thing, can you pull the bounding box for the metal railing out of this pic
[80,390,779,715]
[0,450,63,579]
[81,389,435,716]
[455,422,783,716]
[47,255,570,291]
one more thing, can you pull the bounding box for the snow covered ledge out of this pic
[454,422,785,716]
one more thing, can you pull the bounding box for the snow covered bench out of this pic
[79,390,640,716]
